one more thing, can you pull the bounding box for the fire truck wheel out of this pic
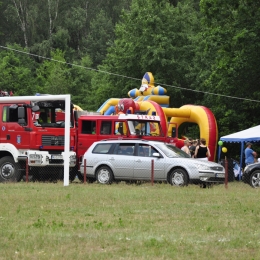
[0,156,21,182]
[96,166,113,184]
[69,166,78,182]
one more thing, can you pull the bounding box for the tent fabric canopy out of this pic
[220,125,260,143]
[219,125,260,179]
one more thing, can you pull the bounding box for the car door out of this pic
[108,143,135,179]
[134,144,165,180]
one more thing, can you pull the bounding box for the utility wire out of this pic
[1,45,259,103]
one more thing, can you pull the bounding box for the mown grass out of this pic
[0,181,260,260]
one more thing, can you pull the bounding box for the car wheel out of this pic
[96,166,113,184]
[169,169,188,186]
[249,170,260,188]
[0,156,21,182]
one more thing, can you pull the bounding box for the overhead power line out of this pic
[0,45,259,103]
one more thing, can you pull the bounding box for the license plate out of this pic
[51,155,63,160]
[216,173,225,178]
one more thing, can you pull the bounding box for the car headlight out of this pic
[194,164,210,171]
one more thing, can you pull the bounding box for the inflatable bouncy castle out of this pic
[97,72,218,161]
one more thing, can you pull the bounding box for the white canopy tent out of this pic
[219,125,260,178]
[220,125,260,143]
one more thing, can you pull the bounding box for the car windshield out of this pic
[154,143,191,158]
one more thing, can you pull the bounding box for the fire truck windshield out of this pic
[33,106,73,128]
[128,120,162,136]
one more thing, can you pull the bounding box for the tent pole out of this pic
[239,142,244,181]
[217,144,221,162]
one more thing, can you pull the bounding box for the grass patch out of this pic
[0,181,260,259]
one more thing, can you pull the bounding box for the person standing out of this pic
[194,138,211,161]
[189,140,198,158]
[245,142,256,165]
[181,140,191,156]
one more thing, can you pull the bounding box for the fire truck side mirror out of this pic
[18,107,26,126]
[32,105,40,112]
[18,107,25,118]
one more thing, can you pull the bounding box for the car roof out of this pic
[94,138,164,145]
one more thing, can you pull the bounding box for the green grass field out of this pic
[1,181,259,260]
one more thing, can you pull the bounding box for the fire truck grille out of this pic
[42,135,65,146]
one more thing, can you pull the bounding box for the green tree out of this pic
[92,0,201,108]
[86,9,115,68]
[0,1,6,43]
[35,49,71,94]
[0,44,36,95]
[68,55,96,110]
[196,0,260,136]
[1,0,132,67]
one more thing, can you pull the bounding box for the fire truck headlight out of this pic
[29,154,42,164]
[69,155,77,165]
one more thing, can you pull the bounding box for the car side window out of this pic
[150,146,158,156]
[92,143,113,154]
[138,144,159,157]
[115,143,135,156]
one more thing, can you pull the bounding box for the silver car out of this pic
[80,139,225,186]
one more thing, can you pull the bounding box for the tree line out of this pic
[0,0,260,157]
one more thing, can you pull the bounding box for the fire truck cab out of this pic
[0,99,77,182]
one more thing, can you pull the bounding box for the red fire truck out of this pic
[0,97,177,182]
[0,98,77,182]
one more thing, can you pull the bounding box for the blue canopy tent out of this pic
[219,125,260,179]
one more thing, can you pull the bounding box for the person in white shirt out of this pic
[181,140,191,156]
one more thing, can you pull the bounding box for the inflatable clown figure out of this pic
[139,72,155,94]
[115,98,140,114]
[128,72,167,98]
